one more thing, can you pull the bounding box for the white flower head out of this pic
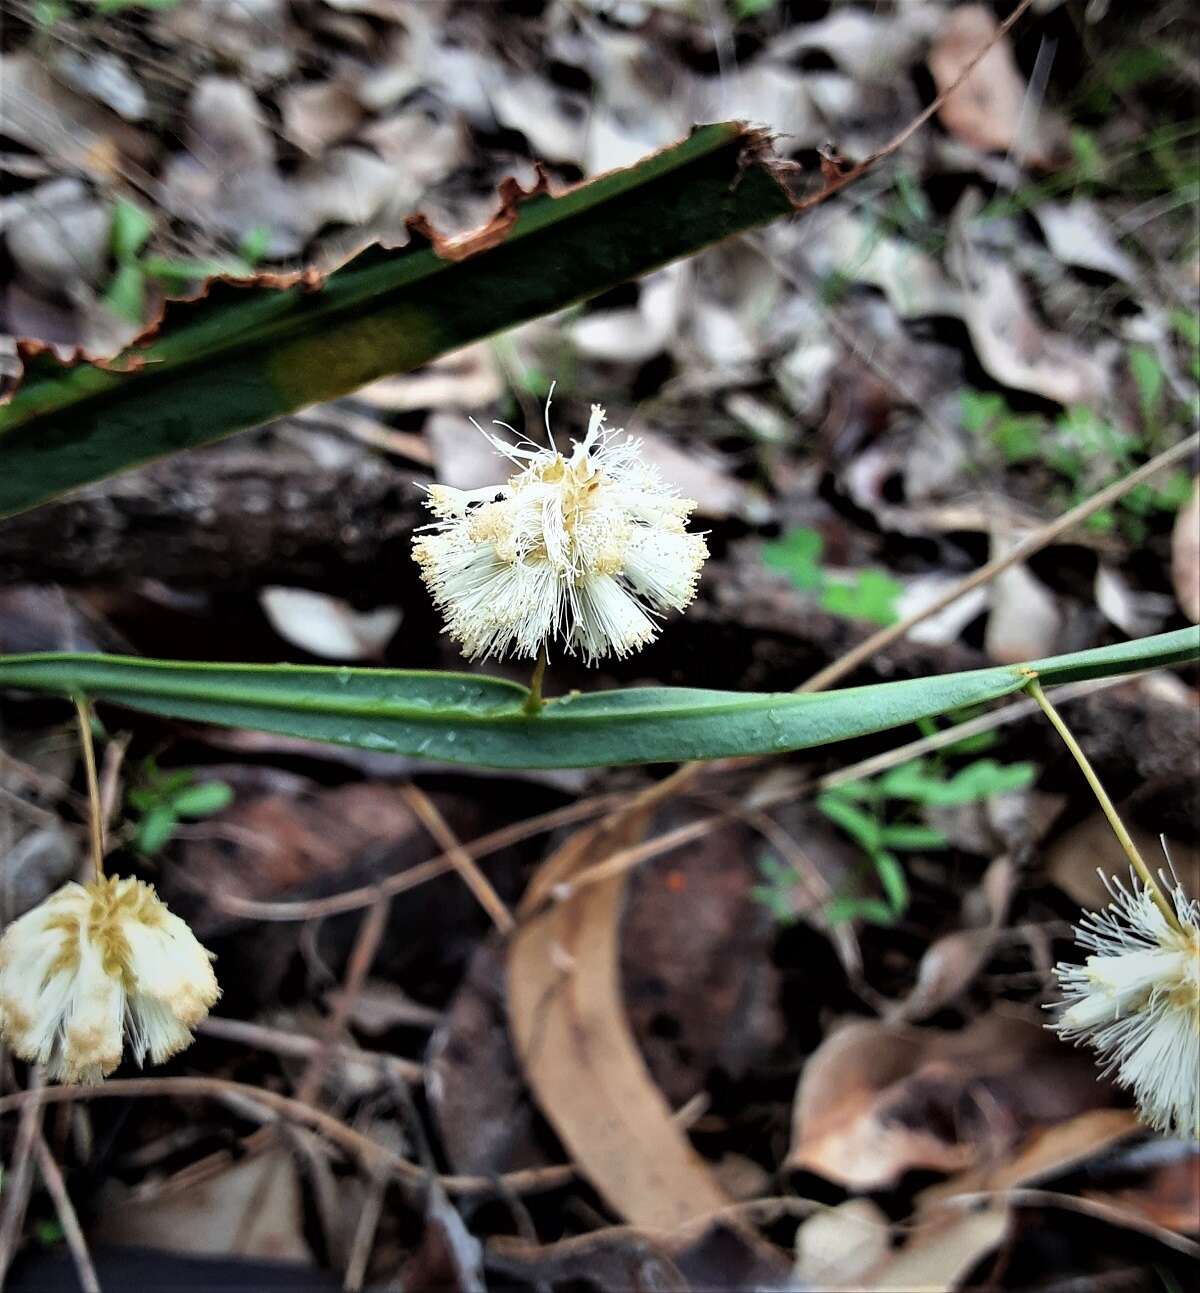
[412,395,708,664]
[0,876,220,1084]
[1051,872,1199,1139]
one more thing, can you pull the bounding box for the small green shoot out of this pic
[93,0,182,13]
[103,198,154,323]
[762,528,902,626]
[751,853,802,925]
[35,1219,65,1247]
[961,384,1195,543]
[731,0,777,18]
[128,759,233,856]
[808,751,1033,927]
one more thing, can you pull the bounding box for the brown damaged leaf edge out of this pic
[0,122,802,519]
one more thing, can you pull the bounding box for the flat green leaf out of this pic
[136,803,177,856]
[0,123,797,518]
[816,794,881,849]
[0,629,1193,769]
[873,850,910,912]
[170,781,234,818]
[877,824,947,850]
[761,527,824,591]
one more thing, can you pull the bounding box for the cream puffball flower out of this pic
[0,876,219,1084]
[1051,874,1199,1139]
[413,399,708,664]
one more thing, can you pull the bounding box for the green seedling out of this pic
[762,527,902,626]
[128,759,233,856]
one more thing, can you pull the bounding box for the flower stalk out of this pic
[524,643,550,717]
[73,695,105,884]
[1024,673,1181,934]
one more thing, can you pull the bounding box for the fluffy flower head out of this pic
[1051,873,1199,1138]
[0,876,219,1084]
[413,399,708,664]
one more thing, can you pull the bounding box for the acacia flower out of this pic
[412,399,708,664]
[1051,873,1200,1138]
[0,876,219,1084]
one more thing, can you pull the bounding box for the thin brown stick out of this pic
[296,895,392,1108]
[342,1167,387,1292]
[196,1015,422,1084]
[33,1133,100,1293]
[212,794,619,922]
[798,433,1199,693]
[0,1079,575,1198]
[399,783,515,934]
[0,1070,44,1285]
[791,0,1038,216]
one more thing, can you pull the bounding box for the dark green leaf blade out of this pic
[0,123,796,518]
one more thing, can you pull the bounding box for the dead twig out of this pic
[399,783,514,934]
[0,1068,44,1286]
[196,1015,422,1084]
[799,433,1199,693]
[791,0,1038,215]
[211,793,619,923]
[33,1133,100,1293]
[0,1079,575,1198]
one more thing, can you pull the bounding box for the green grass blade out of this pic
[0,628,1193,769]
[0,123,795,518]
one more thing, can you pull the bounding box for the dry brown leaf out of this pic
[793,1198,891,1289]
[1046,814,1200,911]
[258,586,402,660]
[355,344,502,414]
[950,194,1110,407]
[1085,1148,1200,1235]
[921,1108,1142,1211]
[787,1012,1114,1190]
[929,5,1062,167]
[279,80,363,155]
[94,1147,310,1261]
[890,856,1016,1023]
[794,1197,1009,1293]
[1171,475,1200,623]
[507,812,730,1231]
[985,560,1062,663]
[1034,200,1139,283]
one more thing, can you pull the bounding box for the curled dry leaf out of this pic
[1045,813,1200,912]
[259,586,402,660]
[94,1147,310,1262]
[1171,475,1200,623]
[796,1197,1010,1293]
[1034,200,1139,284]
[950,195,1111,408]
[928,4,1064,167]
[891,855,1017,1023]
[986,557,1062,663]
[787,1012,1115,1190]
[506,810,730,1231]
[489,1218,790,1292]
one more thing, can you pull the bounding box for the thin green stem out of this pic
[1024,674,1180,931]
[73,695,105,883]
[523,644,549,718]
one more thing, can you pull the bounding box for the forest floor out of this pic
[0,1,1198,1289]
